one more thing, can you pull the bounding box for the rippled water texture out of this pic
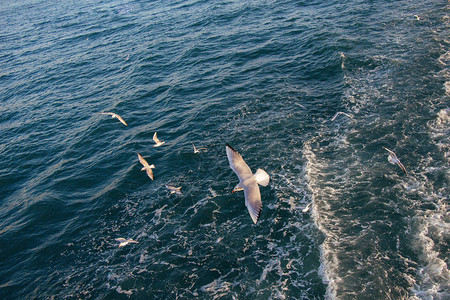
[0,0,449,299]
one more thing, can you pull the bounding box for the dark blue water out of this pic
[1,0,449,299]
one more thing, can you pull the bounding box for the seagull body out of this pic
[153,132,165,147]
[138,153,155,180]
[115,238,138,247]
[166,185,182,195]
[383,147,407,175]
[331,111,354,122]
[192,142,207,154]
[226,144,270,224]
[99,112,128,126]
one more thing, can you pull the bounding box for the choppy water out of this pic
[0,0,449,299]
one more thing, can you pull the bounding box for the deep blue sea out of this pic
[1,0,449,299]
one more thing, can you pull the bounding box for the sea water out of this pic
[0,0,448,298]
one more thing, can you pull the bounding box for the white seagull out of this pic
[138,153,155,180]
[153,132,165,147]
[302,201,313,213]
[226,144,270,224]
[383,147,407,175]
[99,112,128,126]
[331,111,354,122]
[115,238,138,247]
[166,185,182,195]
[192,142,207,154]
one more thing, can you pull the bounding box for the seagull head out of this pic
[231,184,244,193]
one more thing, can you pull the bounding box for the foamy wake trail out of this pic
[410,108,450,299]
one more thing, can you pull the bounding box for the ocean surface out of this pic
[0,0,449,299]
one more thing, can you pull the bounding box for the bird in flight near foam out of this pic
[192,142,207,154]
[302,201,313,213]
[137,153,155,180]
[115,238,138,247]
[331,111,354,122]
[153,132,165,147]
[226,144,270,224]
[99,112,128,126]
[383,147,407,175]
[166,185,182,195]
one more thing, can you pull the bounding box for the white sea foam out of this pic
[428,109,450,162]
[409,109,450,299]
[303,137,337,299]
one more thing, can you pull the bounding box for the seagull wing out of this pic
[244,180,262,224]
[146,168,154,180]
[396,160,407,175]
[226,144,253,181]
[115,114,127,126]
[138,153,150,168]
[153,132,161,144]
[383,147,397,158]
[116,238,127,243]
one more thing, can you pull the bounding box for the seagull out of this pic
[340,52,346,69]
[192,142,207,154]
[383,147,407,175]
[208,187,218,197]
[153,132,165,147]
[166,185,182,195]
[414,15,421,20]
[302,201,313,213]
[138,153,155,180]
[99,112,128,126]
[226,144,270,224]
[115,238,138,247]
[331,111,354,122]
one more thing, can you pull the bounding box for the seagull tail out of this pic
[254,169,270,186]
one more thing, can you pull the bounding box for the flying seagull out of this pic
[192,142,207,154]
[383,147,407,175]
[138,153,155,180]
[115,238,138,247]
[226,144,270,224]
[166,185,182,195]
[99,112,128,126]
[302,201,313,213]
[153,132,165,147]
[331,111,354,122]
